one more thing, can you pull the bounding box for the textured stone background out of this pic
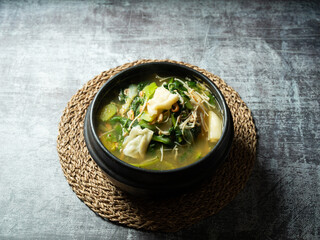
[0,0,319,239]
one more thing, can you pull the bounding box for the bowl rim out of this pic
[88,62,230,174]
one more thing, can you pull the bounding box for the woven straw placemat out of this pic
[57,59,256,232]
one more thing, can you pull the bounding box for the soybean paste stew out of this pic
[96,74,223,170]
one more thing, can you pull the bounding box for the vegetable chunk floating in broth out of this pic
[96,74,223,170]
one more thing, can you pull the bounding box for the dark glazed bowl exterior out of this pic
[84,62,234,197]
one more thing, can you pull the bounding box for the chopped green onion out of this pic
[138,120,156,131]
[152,135,172,145]
[143,82,158,100]
[131,157,159,168]
[99,103,118,122]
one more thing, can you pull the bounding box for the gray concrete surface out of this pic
[0,0,319,239]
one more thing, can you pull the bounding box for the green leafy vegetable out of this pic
[137,82,148,91]
[208,94,216,106]
[118,89,126,103]
[187,81,197,88]
[130,96,144,114]
[114,124,123,141]
[147,143,157,154]
[187,81,201,91]
[109,116,131,128]
[169,126,184,144]
[174,127,183,143]
[168,80,186,94]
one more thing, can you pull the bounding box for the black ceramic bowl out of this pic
[84,62,234,197]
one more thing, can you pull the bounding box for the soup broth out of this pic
[95,74,223,170]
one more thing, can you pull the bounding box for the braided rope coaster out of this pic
[57,59,256,232]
